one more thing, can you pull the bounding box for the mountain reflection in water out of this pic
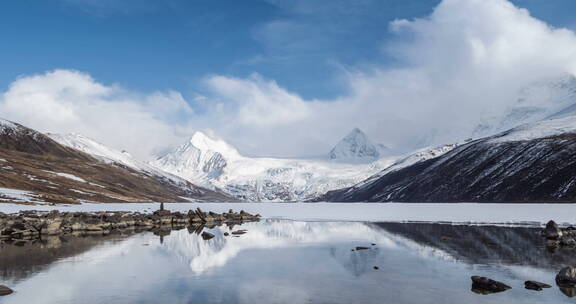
[1,220,576,304]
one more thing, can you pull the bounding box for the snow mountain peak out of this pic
[153,131,242,183]
[187,131,241,159]
[329,128,388,162]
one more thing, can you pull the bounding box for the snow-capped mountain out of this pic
[0,118,230,204]
[329,128,389,162]
[151,132,241,188]
[473,74,576,138]
[322,115,576,203]
[47,132,230,201]
[153,129,394,201]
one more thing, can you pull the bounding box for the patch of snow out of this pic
[70,189,93,195]
[89,182,106,188]
[0,118,19,133]
[490,115,576,143]
[50,172,87,183]
[0,187,39,203]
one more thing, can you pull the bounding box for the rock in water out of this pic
[0,285,13,296]
[471,276,511,294]
[545,220,562,239]
[201,231,215,240]
[557,266,576,286]
[524,280,551,291]
[355,246,370,251]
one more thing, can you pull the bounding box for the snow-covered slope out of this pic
[323,115,576,203]
[473,74,576,138]
[329,128,389,162]
[153,130,395,201]
[47,133,228,200]
[48,133,143,169]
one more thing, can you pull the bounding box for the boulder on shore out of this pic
[201,231,215,240]
[556,266,576,286]
[545,220,562,240]
[524,280,551,291]
[0,285,13,296]
[471,276,511,294]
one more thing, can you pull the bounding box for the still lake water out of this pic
[2,218,576,303]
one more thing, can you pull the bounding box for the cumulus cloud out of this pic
[192,0,576,156]
[0,70,193,159]
[4,0,576,159]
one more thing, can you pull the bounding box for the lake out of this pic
[1,204,576,304]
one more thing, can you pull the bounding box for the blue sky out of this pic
[2,0,576,158]
[2,0,573,101]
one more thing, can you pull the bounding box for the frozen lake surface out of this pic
[2,202,576,225]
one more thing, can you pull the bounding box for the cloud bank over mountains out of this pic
[2,0,576,159]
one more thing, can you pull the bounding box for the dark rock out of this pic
[556,266,576,286]
[201,231,215,240]
[231,230,247,235]
[0,285,13,296]
[560,236,576,247]
[524,280,551,291]
[373,266,379,270]
[471,276,511,294]
[545,220,562,240]
[559,286,576,297]
[355,246,370,251]
[223,232,229,236]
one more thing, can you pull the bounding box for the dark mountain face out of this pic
[322,134,576,203]
[0,119,232,204]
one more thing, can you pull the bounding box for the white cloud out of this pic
[0,70,193,160]
[4,0,576,159]
[192,0,576,155]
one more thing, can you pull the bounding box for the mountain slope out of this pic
[153,130,393,201]
[473,74,576,138]
[0,119,231,204]
[322,115,576,203]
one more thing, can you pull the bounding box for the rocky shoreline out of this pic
[0,203,261,241]
[470,220,576,296]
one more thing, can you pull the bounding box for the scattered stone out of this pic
[373,266,379,270]
[355,246,370,251]
[556,266,576,287]
[201,231,215,240]
[0,208,260,241]
[371,243,376,246]
[231,230,247,235]
[0,285,13,296]
[524,280,551,291]
[560,236,576,247]
[471,276,511,294]
[223,232,229,236]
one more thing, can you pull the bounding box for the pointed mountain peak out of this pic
[187,131,241,159]
[329,128,388,162]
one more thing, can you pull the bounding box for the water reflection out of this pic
[1,220,576,304]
